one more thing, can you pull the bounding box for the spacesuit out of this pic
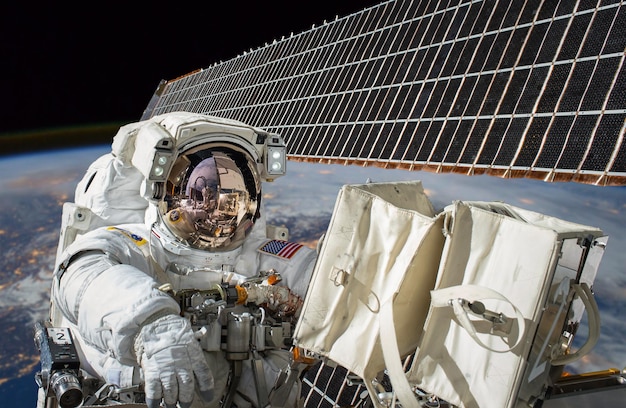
[42,112,317,408]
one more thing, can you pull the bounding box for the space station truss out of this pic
[142,0,626,186]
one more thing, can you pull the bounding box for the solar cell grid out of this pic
[340,123,366,158]
[373,122,397,159]
[558,115,598,170]
[519,23,550,67]
[465,73,493,116]
[501,27,530,69]
[515,116,552,167]
[454,36,479,74]
[559,60,596,112]
[403,120,429,161]
[582,113,626,170]
[486,0,511,31]
[609,132,626,173]
[385,0,404,24]
[431,42,453,78]
[382,86,400,118]
[356,122,382,159]
[439,41,463,76]
[460,118,490,163]
[472,0,497,36]
[477,117,510,165]
[494,117,527,166]
[606,60,626,110]
[458,1,482,37]
[449,76,477,116]
[558,13,593,60]
[423,9,444,43]
[436,77,462,116]
[534,115,575,169]
[316,124,336,157]
[480,71,510,115]
[145,0,626,189]
[424,81,447,117]
[537,64,572,113]
[482,32,510,72]
[368,89,389,120]
[444,118,473,163]
[430,119,459,162]
[581,8,615,57]
[409,81,434,118]
[604,6,625,53]
[419,0,436,17]
[503,0,525,26]
[498,69,530,114]
[289,125,312,155]
[327,124,347,156]
[416,120,443,161]
[391,121,418,160]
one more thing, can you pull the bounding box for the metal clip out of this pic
[452,298,514,335]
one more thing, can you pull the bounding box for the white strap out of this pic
[551,283,601,366]
[431,284,527,353]
[380,299,419,408]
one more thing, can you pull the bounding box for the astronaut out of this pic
[43,112,318,408]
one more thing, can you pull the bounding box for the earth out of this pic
[1,128,625,407]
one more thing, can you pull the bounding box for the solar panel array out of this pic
[143,0,626,186]
[299,361,370,407]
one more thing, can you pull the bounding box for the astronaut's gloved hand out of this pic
[135,314,215,408]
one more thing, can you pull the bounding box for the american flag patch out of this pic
[259,240,303,259]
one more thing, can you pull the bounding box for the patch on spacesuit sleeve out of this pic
[106,226,148,246]
[259,240,303,259]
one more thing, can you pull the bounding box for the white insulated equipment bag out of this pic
[398,201,604,408]
[293,181,445,404]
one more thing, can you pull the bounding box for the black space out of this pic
[1,1,381,147]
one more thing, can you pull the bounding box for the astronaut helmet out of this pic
[158,141,261,252]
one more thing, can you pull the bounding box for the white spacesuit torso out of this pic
[52,220,315,407]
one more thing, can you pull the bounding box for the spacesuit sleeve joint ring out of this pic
[56,250,107,281]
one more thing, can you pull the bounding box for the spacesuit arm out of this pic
[54,252,180,366]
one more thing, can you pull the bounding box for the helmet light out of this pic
[266,145,286,176]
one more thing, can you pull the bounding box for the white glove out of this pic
[135,314,215,408]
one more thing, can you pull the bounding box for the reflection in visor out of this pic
[163,149,259,251]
